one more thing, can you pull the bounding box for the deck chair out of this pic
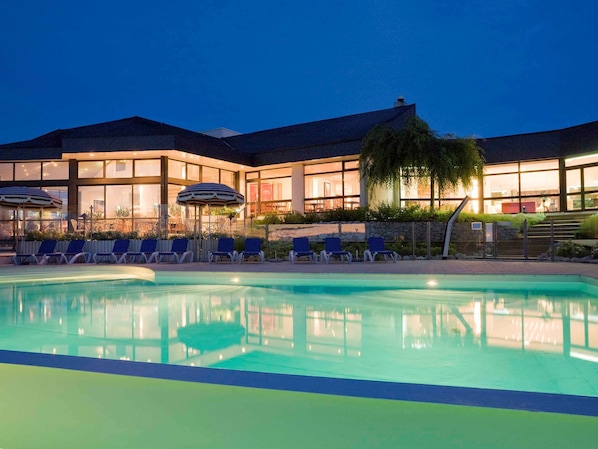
[320,237,353,263]
[118,239,158,264]
[12,239,57,265]
[44,240,90,264]
[155,238,193,263]
[208,237,238,263]
[289,237,318,263]
[93,239,130,263]
[238,237,264,263]
[363,237,398,263]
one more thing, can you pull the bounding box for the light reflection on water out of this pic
[0,278,597,397]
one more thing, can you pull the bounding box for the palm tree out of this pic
[360,116,484,211]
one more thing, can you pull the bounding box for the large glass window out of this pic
[133,184,160,218]
[15,162,41,181]
[106,185,132,219]
[520,171,559,196]
[42,161,69,180]
[78,161,104,179]
[43,187,68,219]
[187,164,200,181]
[202,166,219,183]
[134,159,161,177]
[246,167,292,215]
[106,160,133,178]
[565,153,598,167]
[304,161,359,212]
[168,160,186,180]
[0,163,13,181]
[585,166,598,191]
[220,170,235,188]
[79,185,105,218]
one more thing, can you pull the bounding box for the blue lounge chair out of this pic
[363,237,398,263]
[155,238,193,263]
[93,239,130,263]
[208,237,237,263]
[12,239,57,265]
[118,239,158,264]
[320,237,353,263]
[289,237,317,263]
[238,238,264,263]
[44,240,91,264]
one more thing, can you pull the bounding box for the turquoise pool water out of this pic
[1,270,597,399]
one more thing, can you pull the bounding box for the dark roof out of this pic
[225,105,416,165]
[0,107,416,166]
[478,119,598,164]
[1,108,597,167]
[0,116,248,164]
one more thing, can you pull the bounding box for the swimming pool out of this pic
[1,267,597,448]
[1,268,598,398]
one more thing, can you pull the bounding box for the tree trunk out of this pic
[429,177,435,212]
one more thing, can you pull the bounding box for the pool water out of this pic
[1,271,597,398]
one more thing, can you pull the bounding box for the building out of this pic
[0,101,597,237]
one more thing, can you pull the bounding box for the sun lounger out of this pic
[44,239,90,264]
[238,237,264,263]
[155,238,193,263]
[93,239,130,263]
[12,239,57,265]
[289,237,318,263]
[320,237,353,263]
[118,239,158,263]
[208,237,238,263]
[363,237,398,263]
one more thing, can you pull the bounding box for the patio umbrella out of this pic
[0,186,63,244]
[177,183,244,256]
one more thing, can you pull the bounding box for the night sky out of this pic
[1,0,596,144]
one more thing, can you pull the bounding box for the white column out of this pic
[291,164,304,213]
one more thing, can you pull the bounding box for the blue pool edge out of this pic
[1,349,596,417]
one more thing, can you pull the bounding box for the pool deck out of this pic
[1,258,597,278]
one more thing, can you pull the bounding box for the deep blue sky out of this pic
[1,0,596,144]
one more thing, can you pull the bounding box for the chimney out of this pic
[394,96,406,107]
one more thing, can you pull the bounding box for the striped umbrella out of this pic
[177,183,244,252]
[0,186,63,244]
[177,183,244,208]
[0,186,63,208]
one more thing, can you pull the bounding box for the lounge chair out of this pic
[363,237,398,263]
[289,237,318,263]
[93,239,130,263]
[155,238,194,263]
[118,239,158,264]
[12,239,57,265]
[238,237,264,263]
[44,240,91,264]
[320,237,353,263]
[208,237,237,263]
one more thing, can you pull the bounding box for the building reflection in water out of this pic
[0,280,597,394]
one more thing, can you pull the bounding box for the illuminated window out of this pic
[187,164,200,181]
[0,163,13,181]
[106,185,132,219]
[168,160,186,180]
[134,159,160,177]
[78,161,104,179]
[106,160,133,178]
[202,166,219,183]
[133,184,160,218]
[15,162,41,181]
[42,161,69,180]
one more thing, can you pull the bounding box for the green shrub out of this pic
[575,213,598,238]
[554,241,592,258]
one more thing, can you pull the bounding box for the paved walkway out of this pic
[3,259,596,278]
